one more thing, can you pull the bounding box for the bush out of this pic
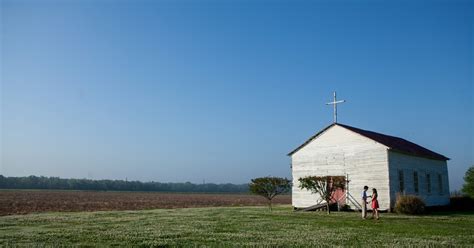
[395,195,426,215]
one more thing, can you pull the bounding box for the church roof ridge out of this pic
[287,123,449,161]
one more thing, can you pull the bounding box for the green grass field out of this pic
[1,206,473,247]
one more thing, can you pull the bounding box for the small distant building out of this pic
[288,123,450,211]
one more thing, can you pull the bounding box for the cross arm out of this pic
[326,100,346,105]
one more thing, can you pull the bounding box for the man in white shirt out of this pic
[361,186,369,219]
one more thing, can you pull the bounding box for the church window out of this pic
[438,174,443,194]
[414,171,419,194]
[426,173,431,194]
[398,170,404,193]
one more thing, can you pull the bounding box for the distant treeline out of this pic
[0,175,249,193]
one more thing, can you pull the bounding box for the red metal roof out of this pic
[288,123,449,161]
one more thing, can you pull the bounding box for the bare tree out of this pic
[298,176,345,214]
[249,177,291,211]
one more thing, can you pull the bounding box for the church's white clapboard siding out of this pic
[291,125,391,210]
[388,151,450,207]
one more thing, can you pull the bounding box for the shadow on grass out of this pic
[426,210,474,216]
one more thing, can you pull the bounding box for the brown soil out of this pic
[0,190,291,216]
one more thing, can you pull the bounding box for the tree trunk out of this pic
[326,202,330,214]
[269,199,272,211]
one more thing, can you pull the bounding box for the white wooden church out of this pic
[288,94,450,211]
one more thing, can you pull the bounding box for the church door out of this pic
[330,176,346,206]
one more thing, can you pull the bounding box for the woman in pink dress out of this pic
[371,188,380,220]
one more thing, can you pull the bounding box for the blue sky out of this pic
[1,0,472,190]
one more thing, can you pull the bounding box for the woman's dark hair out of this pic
[372,188,377,194]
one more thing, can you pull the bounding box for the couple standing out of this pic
[361,185,379,220]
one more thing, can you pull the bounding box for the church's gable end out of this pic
[290,124,391,209]
[288,124,389,157]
